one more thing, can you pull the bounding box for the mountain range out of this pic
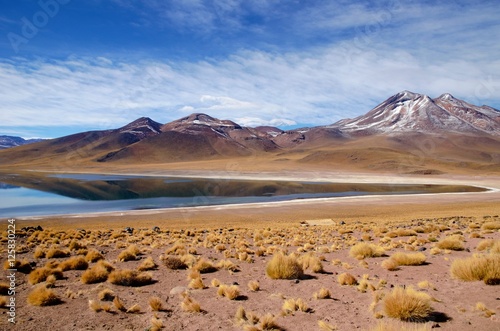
[0,91,499,174]
[0,135,44,150]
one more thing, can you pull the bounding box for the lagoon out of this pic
[0,173,486,218]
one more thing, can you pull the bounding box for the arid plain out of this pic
[1,155,500,331]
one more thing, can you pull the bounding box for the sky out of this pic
[0,0,499,138]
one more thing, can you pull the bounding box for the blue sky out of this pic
[0,0,499,138]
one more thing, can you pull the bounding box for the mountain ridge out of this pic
[0,135,45,150]
[1,91,499,174]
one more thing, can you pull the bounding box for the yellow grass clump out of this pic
[349,243,385,260]
[248,280,260,292]
[161,255,188,270]
[266,252,304,280]
[318,320,337,331]
[313,287,331,299]
[450,254,500,285]
[193,258,218,273]
[138,256,158,271]
[188,276,207,290]
[337,273,358,286]
[383,287,433,322]
[282,298,309,314]
[217,284,240,300]
[298,252,324,273]
[59,256,89,271]
[436,235,464,251]
[150,316,164,331]
[81,260,114,284]
[113,296,127,312]
[108,269,153,286]
[149,296,163,311]
[46,247,70,259]
[382,252,427,271]
[481,221,500,231]
[85,249,104,262]
[181,295,201,313]
[28,267,63,285]
[27,285,61,306]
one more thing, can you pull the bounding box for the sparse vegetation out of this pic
[28,267,63,285]
[266,252,304,279]
[181,295,201,313]
[27,285,61,306]
[108,269,153,286]
[436,235,464,251]
[161,255,187,270]
[8,213,500,330]
[149,296,163,311]
[81,261,113,284]
[349,242,385,259]
[383,286,433,322]
[450,254,500,284]
[313,287,331,299]
[337,273,358,285]
[59,256,89,271]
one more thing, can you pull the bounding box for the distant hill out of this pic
[0,135,45,150]
[0,91,498,174]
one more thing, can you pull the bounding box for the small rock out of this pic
[170,286,189,295]
[417,247,427,251]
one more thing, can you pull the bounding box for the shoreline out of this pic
[1,169,499,229]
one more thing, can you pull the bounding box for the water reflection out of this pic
[0,172,486,217]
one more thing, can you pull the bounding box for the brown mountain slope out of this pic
[0,92,498,174]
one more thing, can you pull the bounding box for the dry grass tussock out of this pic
[298,252,324,273]
[28,267,63,285]
[450,254,500,285]
[476,239,500,253]
[27,285,61,306]
[193,258,218,273]
[161,255,187,270]
[181,295,201,313]
[349,242,385,259]
[313,287,332,299]
[138,256,158,271]
[59,256,89,271]
[481,221,500,230]
[85,249,104,262]
[337,273,358,285]
[382,252,426,270]
[46,247,70,259]
[149,296,163,311]
[436,235,464,251]
[81,260,114,284]
[217,284,240,300]
[318,320,337,331]
[108,269,153,286]
[266,252,304,279]
[383,286,433,322]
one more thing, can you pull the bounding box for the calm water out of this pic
[0,173,486,218]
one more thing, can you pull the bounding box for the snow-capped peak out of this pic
[330,91,500,136]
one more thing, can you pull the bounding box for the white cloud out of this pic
[1,1,500,136]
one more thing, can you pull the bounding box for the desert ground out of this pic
[1,167,500,331]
